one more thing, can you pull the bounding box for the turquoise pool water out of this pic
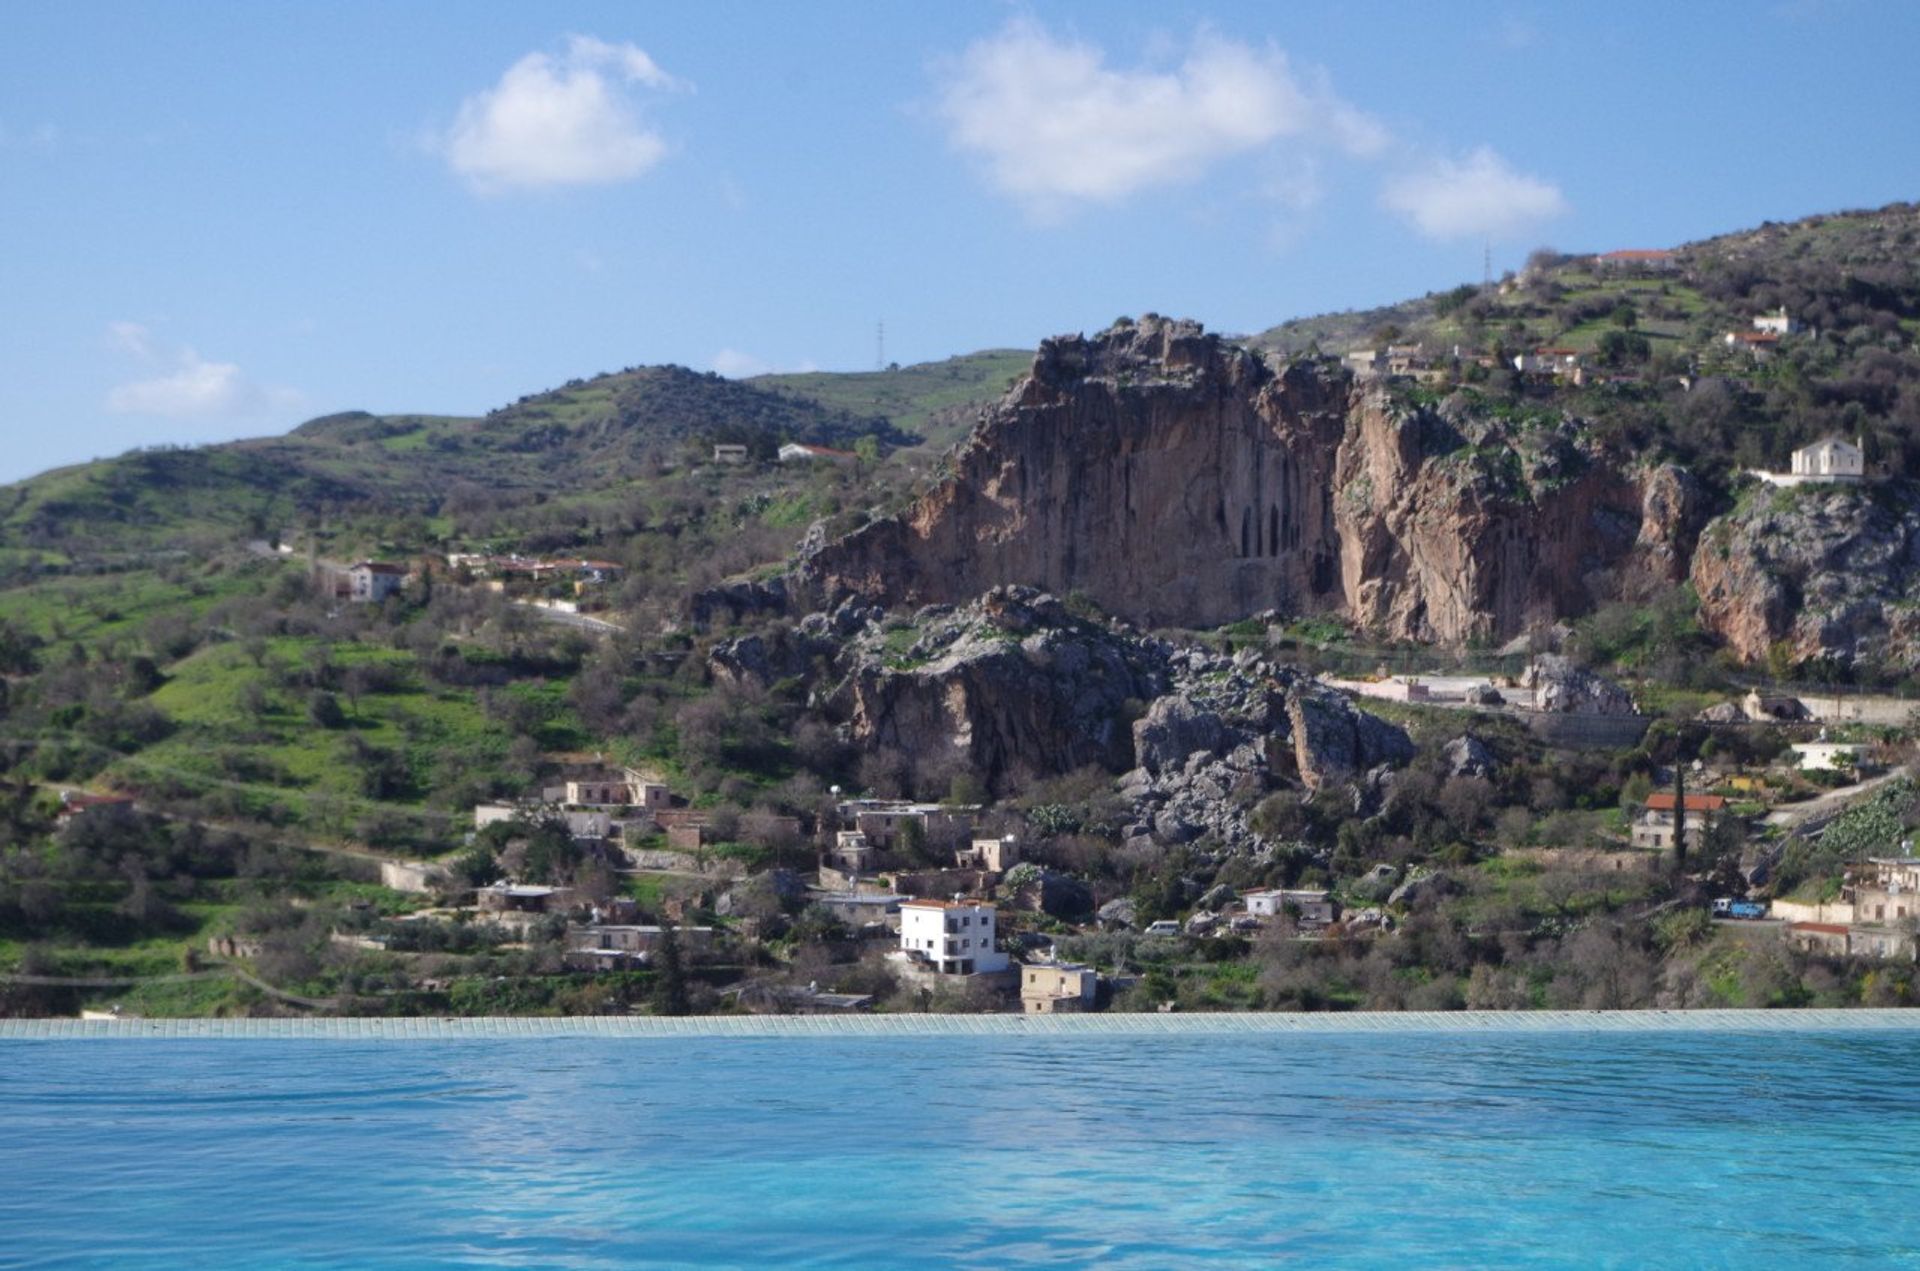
[4,1026,1918,1268]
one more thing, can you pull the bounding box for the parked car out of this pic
[1142,920,1182,938]
[1713,898,1769,920]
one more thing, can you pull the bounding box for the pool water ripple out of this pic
[4,1031,1920,1267]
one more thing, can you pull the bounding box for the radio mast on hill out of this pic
[876,320,886,371]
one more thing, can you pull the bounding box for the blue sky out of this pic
[3,1,1915,483]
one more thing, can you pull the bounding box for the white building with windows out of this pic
[897,899,1008,976]
[1790,436,1864,481]
[1751,436,1867,488]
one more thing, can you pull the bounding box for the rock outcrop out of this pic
[827,587,1167,792]
[1691,480,1920,668]
[1523,654,1636,715]
[796,316,1705,645]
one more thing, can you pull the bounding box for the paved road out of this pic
[1765,768,1907,834]
[518,602,624,634]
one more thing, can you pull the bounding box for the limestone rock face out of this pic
[1523,654,1635,715]
[1690,481,1920,666]
[830,587,1167,793]
[797,316,1700,646]
[1285,682,1418,789]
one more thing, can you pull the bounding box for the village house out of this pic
[1342,348,1384,379]
[826,830,877,875]
[344,561,406,603]
[838,800,977,852]
[1724,330,1780,360]
[777,442,859,464]
[896,899,1009,975]
[1243,888,1338,926]
[712,443,749,465]
[954,836,1020,873]
[1790,741,1874,773]
[1592,248,1676,272]
[812,891,908,932]
[55,791,136,826]
[472,804,613,841]
[565,924,718,971]
[1513,348,1583,376]
[477,882,573,914]
[1630,793,1728,851]
[1752,308,1801,336]
[1020,961,1099,1014]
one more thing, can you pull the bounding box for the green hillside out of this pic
[752,349,1032,453]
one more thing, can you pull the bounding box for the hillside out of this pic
[4,199,1920,1020]
[0,356,1014,570]
[751,349,1032,454]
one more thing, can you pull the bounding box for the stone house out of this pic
[840,800,976,853]
[1021,961,1098,1014]
[827,830,876,875]
[954,836,1020,873]
[712,444,749,465]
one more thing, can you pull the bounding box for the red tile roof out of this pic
[1646,793,1727,812]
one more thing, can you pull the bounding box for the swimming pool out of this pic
[4,1016,1917,1267]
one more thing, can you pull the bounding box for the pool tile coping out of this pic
[6,1008,1920,1039]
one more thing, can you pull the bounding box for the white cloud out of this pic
[1381,146,1568,241]
[934,19,1384,218]
[104,323,302,420]
[710,349,770,378]
[710,349,817,379]
[440,35,685,194]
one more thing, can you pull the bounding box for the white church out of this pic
[1753,435,1866,488]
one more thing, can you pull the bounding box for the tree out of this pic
[653,922,691,1016]
[1672,764,1689,874]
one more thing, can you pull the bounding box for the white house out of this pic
[778,442,858,464]
[1753,308,1801,336]
[897,899,1008,975]
[1789,436,1865,481]
[1243,889,1337,925]
[1790,741,1874,773]
[1513,348,1583,376]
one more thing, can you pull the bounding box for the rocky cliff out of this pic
[1691,481,1920,666]
[710,586,1415,811]
[798,316,1700,644]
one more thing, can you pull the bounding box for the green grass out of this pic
[753,349,1031,451]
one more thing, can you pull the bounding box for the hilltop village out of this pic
[5,204,1920,1017]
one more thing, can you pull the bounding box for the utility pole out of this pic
[876,320,886,372]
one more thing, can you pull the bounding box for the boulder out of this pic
[1442,735,1497,778]
[1522,655,1635,716]
[1132,696,1230,775]
[1286,684,1417,789]
[1388,870,1457,908]
[1097,897,1138,929]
